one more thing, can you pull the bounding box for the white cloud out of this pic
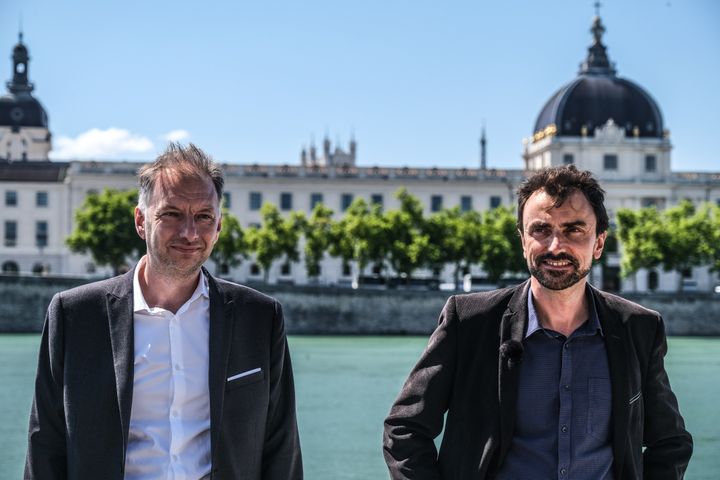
[162,129,190,142]
[50,128,154,159]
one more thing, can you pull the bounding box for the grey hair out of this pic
[137,143,224,211]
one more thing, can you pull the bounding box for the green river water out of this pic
[1,335,718,479]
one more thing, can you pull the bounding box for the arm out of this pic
[24,294,67,479]
[261,300,303,480]
[383,296,459,480]
[642,317,693,479]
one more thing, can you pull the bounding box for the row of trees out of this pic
[616,200,720,289]
[67,188,720,290]
[67,188,526,285]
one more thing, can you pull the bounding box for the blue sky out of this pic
[1,0,718,171]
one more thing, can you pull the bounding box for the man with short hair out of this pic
[26,143,302,479]
[384,165,692,479]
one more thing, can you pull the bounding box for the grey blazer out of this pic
[383,281,692,479]
[25,268,302,479]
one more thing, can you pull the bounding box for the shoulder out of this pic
[55,272,131,306]
[210,276,279,308]
[448,282,523,321]
[593,287,661,321]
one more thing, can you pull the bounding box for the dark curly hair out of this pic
[516,165,609,235]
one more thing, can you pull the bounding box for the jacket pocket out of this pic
[225,367,265,391]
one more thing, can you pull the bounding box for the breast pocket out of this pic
[225,367,266,391]
[586,377,612,440]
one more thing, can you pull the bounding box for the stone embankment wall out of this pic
[1,275,719,335]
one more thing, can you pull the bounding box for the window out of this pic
[603,154,618,170]
[249,192,262,211]
[250,263,261,276]
[5,191,17,206]
[604,234,618,253]
[36,191,48,207]
[371,194,384,210]
[342,263,352,276]
[431,195,443,212]
[641,197,666,209]
[460,196,472,212]
[4,221,17,247]
[563,154,574,165]
[645,155,657,172]
[341,193,354,211]
[280,262,292,276]
[36,221,48,248]
[280,192,293,211]
[222,192,232,209]
[1,260,19,273]
[310,193,323,210]
[490,196,502,209]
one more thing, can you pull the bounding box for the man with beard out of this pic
[383,165,692,479]
[25,144,302,479]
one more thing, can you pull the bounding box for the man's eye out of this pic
[197,214,214,221]
[161,212,180,218]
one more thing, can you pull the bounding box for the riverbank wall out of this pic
[2,275,719,335]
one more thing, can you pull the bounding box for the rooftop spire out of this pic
[8,30,33,94]
[579,6,616,76]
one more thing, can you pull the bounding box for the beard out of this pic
[529,252,590,291]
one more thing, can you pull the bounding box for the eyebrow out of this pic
[527,220,588,229]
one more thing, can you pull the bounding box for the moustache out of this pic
[534,252,579,269]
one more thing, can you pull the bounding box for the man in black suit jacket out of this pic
[25,143,302,479]
[384,165,692,479]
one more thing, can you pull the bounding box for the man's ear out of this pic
[518,228,527,259]
[593,231,607,260]
[135,207,146,240]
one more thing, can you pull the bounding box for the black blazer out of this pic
[25,268,302,479]
[383,281,692,479]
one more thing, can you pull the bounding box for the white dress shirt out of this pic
[124,258,212,480]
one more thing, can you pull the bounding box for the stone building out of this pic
[1,16,719,292]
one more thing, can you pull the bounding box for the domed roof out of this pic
[533,16,663,139]
[0,33,49,129]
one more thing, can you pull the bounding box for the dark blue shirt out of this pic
[496,287,614,480]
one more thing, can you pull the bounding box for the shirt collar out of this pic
[133,256,209,314]
[526,283,604,339]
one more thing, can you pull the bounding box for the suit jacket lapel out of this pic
[106,269,135,455]
[593,286,630,480]
[497,280,531,462]
[206,270,235,465]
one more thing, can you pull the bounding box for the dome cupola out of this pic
[533,14,663,141]
[0,32,49,129]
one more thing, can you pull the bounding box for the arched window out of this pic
[2,261,19,273]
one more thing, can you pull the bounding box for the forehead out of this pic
[151,170,218,206]
[523,189,596,225]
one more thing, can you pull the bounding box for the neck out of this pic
[139,258,200,314]
[530,278,588,337]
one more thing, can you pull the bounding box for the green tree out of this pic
[302,203,335,279]
[709,203,720,273]
[329,198,387,285]
[246,203,302,283]
[66,188,145,275]
[210,209,248,276]
[384,188,433,283]
[480,205,526,284]
[617,200,714,291]
[425,207,484,288]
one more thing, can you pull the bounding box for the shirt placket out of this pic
[558,337,572,479]
[168,309,186,479]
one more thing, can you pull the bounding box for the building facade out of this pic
[1,17,719,292]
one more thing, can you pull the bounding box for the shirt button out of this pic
[174,363,181,370]
[172,410,178,417]
[172,454,178,462]
[560,467,567,476]
[564,384,570,390]
[561,425,568,433]
[564,343,569,349]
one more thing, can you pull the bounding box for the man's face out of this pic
[135,171,221,279]
[519,188,606,291]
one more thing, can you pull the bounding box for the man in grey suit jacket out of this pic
[384,165,692,479]
[25,143,302,479]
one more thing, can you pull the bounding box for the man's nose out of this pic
[547,231,567,252]
[179,217,199,240]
